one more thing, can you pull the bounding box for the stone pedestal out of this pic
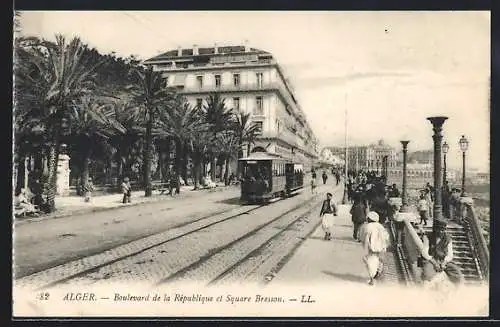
[57,154,71,196]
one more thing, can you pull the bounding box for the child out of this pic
[320,192,338,240]
[310,177,317,194]
[417,193,429,226]
[83,177,94,203]
[121,177,132,203]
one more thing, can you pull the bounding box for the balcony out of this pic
[152,59,276,72]
[179,81,301,116]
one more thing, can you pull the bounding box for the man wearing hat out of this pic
[319,192,338,240]
[420,218,464,285]
[358,211,390,286]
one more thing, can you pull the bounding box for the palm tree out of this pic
[15,35,104,212]
[65,96,126,188]
[215,130,239,185]
[157,100,209,182]
[128,66,175,197]
[232,111,261,167]
[203,94,234,181]
[108,100,143,180]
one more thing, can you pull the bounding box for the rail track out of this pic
[17,186,332,291]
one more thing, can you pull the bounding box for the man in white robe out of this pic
[358,211,390,285]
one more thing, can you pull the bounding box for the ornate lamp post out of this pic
[400,141,410,213]
[442,141,449,185]
[427,116,448,232]
[459,135,469,196]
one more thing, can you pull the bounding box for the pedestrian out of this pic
[420,218,464,286]
[320,192,337,240]
[417,192,429,226]
[350,193,367,241]
[312,169,317,180]
[424,188,434,219]
[322,171,328,185]
[335,171,340,185]
[310,176,317,194]
[358,211,390,286]
[121,177,132,203]
[83,177,94,203]
[388,183,400,198]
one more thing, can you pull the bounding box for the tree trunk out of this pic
[223,156,230,186]
[157,142,164,182]
[15,155,25,194]
[81,145,92,194]
[163,138,170,176]
[143,112,153,197]
[34,151,43,172]
[182,142,189,185]
[175,138,183,177]
[192,152,200,190]
[44,116,63,213]
[237,141,243,176]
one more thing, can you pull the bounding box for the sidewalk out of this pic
[14,183,232,225]
[271,203,370,286]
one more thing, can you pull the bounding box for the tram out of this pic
[239,151,304,203]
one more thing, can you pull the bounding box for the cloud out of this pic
[293,72,412,89]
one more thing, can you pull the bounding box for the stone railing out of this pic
[390,207,421,285]
[450,197,489,281]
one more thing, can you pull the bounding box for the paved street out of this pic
[15,180,342,289]
[14,186,240,278]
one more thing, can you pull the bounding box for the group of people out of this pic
[319,190,390,286]
[316,169,464,288]
[310,169,341,195]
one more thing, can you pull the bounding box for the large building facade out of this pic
[326,140,399,172]
[143,44,319,172]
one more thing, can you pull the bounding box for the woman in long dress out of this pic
[320,192,337,240]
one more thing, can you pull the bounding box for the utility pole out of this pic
[342,93,349,204]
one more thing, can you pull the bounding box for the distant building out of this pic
[325,139,399,172]
[143,43,319,173]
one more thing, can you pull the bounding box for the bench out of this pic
[151,182,171,195]
[14,204,41,218]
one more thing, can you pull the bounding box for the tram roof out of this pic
[238,151,288,161]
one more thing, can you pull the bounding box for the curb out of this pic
[14,185,235,226]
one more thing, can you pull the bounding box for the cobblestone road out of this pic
[14,187,241,278]
[16,181,342,290]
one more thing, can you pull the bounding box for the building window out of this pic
[196,75,203,89]
[256,72,263,88]
[233,97,240,110]
[255,96,263,115]
[254,121,263,135]
[233,73,240,87]
[215,74,221,88]
[196,98,203,109]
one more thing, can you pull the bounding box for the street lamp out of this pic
[427,116,448,233]
[400,141,410,213]
[459,135,469,196]
[442,141,449,185]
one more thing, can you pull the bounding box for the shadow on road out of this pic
[322,270,367,284]
[215,197,245,205]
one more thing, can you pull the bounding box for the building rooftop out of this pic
[144,45,273,63]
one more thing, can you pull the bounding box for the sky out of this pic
[17,11,490,172]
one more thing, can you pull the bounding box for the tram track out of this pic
[157,190,327,286]
[18,187,326,291]
[17,204,263,290]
